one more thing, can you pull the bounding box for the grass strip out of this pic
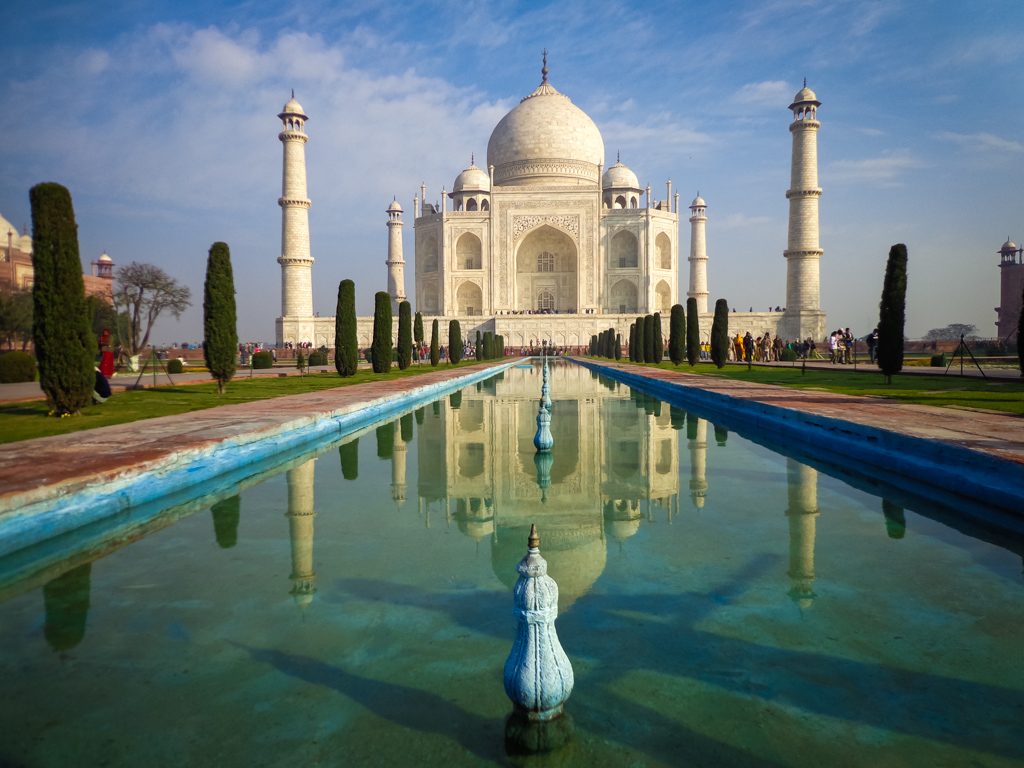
[601,360,1024,415]
[0,362,481,444]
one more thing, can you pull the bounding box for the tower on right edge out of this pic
[783,81,826,341]
[688,193,708,314]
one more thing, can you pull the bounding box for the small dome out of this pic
[279,94,307,119]
[1000,238,1018,253]
[790,82,821,109]
[98,252,113,262]
[690,194,705,208]
[453,163,491,193]
[602,160,639,190]
[387,199,403,212]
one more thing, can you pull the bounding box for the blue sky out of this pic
[1,0,1021,343]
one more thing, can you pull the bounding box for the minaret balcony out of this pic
[278,130,309,143]
[785,188,822,199]
[278,197,312,209]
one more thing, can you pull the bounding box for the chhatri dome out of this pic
[602,155,639,190]
[486,52,605,187]
[453,157,490,193]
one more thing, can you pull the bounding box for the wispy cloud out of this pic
[828,151,923,184]
[935,131,1024,154]
[733,80,791,108]
[717,212,774,230]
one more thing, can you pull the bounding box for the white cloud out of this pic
[828,151,923,184]
[935,131,1024,154]
[733,80,791,107]
[717,212,773,230]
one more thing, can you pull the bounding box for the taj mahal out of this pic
[275,58,827,348]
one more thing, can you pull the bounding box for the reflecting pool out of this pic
[1,361,1021,767]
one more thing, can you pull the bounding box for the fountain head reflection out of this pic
[504,709,576,766]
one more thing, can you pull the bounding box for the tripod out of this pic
[943,334,986,379]
[132,348,176,389]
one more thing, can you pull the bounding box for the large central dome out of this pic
[486,75,605,188]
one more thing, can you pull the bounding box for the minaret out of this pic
[286,458,317,607]
[687,414,708,508]
[278,93,314,320]
[391,424,408,509]
[688,194,709,314]
[785,458,819,607]
[386,199,406,312]
[784,81,825,340]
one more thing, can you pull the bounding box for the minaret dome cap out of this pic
[387,198,403,212]
[690,194,706,207]
[279,94,308,119]
[789,83,821,109]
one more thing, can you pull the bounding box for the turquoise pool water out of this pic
[0,361,1021,767]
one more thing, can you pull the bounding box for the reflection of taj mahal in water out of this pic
[277,363,825,613]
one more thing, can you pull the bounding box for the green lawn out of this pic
[611,360,1024,415]
[0,362,482,444]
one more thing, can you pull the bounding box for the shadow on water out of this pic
[235,643,505,763]
[333,550,1023,763]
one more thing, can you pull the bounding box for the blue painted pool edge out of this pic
[0,362,518,558]
[575,359,1024,516]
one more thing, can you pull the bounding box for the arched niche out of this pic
[456,281,483,316]
[417,232,438,273]
[610,279,638,314]
[456,232,482,270]
[611,230,638,269]
[656,232,672,270]
[654,280,672,313]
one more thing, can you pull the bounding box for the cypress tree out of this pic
[614,333,622,360]
[376,421,394,459]
[430,319,440,366]
[710,299,730,368]
[335,279,358,376]
[29,183,95,415]
[635,316,646,362]
[400,412,414,442]
[644,315,656,362]
[202,241,238,394]
[877,243,908,384]
[652,313,664,363]
[414,311,424,349]
[686,297,700,366]
[449,320,463,364]
[339,438,359,480]
[371,291,392,373]
[497,335,504,358]
[475,330,483,360]
[628,323,636,361]
[210,495,240,549]
[669,303,685,365]
[397,300,412,370]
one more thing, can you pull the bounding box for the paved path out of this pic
[1,358,1021,512]
[0,362,500,507]
[591,361,1024,466]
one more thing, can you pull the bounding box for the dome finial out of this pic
[528,523,540,550]
[291,88,295,98]
[541,49,549,84]
[471,152,475,166]
[803,77,807,88]
[617,149,620,163]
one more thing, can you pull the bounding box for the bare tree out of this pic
[114,262,191,355]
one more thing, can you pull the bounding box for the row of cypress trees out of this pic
[589,327,621,359]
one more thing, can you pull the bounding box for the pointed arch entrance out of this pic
[514,225,577,312]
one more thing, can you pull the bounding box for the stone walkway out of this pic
[2,359,1021,514]
[0,362,502,509]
